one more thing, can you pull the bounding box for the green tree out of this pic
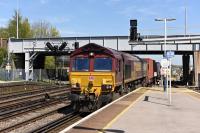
[32,21,60,69]
[7,10,32,38]
[0,48,7,67]
[31,20,60,38]
[45,56,55,69]
[0,28,9,38]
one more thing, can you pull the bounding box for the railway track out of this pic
[0,86,142,133]
[0,97,69,122]
[0,105,72,133]
[0,85,68,101]
[31,112,85,133]
[0,87,70,112]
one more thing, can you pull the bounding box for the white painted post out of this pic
[164,18,167,56]
[169,58,172,105]
[167,69,169,98]
[164,18,169,98]
[17,0,19,39]
[25,52,30,81]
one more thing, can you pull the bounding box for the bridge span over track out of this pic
[8,35,200,87]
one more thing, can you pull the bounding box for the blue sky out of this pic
[0,0,198,65]
[0,0,199,37]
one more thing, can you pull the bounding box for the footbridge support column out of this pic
[194,51,200,87]
[182,54,190,85]
[25,52,35,81]
[25,52,30,81]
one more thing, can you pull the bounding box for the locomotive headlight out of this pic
[102,85,112,90]
[107,85,112,89]
[89,52,94,57]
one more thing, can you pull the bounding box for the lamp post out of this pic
[16,0,19,39]
[155,18,176,105]
[155,18,176,56]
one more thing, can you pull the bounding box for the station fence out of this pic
[0,69,69,83]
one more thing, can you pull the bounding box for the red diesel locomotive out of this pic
[69,43,159,111]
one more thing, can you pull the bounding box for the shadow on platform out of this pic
[73,126,125,133]
[143,96,169,106]
[148,96,167,101]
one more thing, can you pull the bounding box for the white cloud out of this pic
[118,5,135,16]
[119,6,158,17]
[46,17,71,24]
[31,17,71,25]
[104,0,122,5]
[0,18,8,27]
[40,0,48,4]
[60,29,87,37]
[108,0,121,2]
[136,8,158,16]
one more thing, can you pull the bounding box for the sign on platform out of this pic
[166,51,175,59]
[6,65,11,70]
[160,58,169,68]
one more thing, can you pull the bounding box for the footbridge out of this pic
[8,35,200,86]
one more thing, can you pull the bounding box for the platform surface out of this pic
[105,87,200,133]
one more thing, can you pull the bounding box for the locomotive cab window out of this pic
[94,57,112,71]
[72,57,89,71]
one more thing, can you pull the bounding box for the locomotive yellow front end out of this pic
[69,43,116,112]
[70,72,115,97]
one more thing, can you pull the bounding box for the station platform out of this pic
[61,87,200,133]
